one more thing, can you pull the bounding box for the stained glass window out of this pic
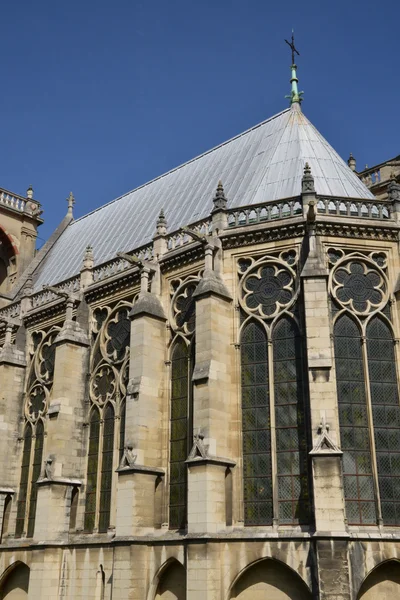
[334,315,377,525]
[27,420,44,538]
[241,321,273,525]
[84,408,100,532]
[15,425,32,537]
[273,317,310,524]
[367,317,400,525]
[98,404,115,533]
[169,340,189,529]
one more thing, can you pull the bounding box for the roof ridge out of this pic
[70,108,291,225]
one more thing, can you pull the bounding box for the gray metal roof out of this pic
[33,106,374,289]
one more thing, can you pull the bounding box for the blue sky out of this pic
[1,0,399,243]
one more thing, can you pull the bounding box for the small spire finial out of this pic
[26,185,34,199]
[284,31,303,107]
[81,245,94,271]
[67,192,75,216]
[212,180,227,212]
[155,208,168,236]
[347,153,357,172]
[302,162,315,195]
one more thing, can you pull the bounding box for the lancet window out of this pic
[330,249,400,526]
[168,277,197,530]
[238,251,311,526]
[15,328,59,538]
[84,302,131,533]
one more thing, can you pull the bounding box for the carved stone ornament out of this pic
[238,252,298,319]
[90,363,117,405]
[309,421,342,457]
[35,329,59,385]
[89,302,132,408]
[188,434,208,460]
[170,277,199,336]
[24,328,59,422]
[329,254,387,316]
[25,384,48,422]
[118,444,137,469]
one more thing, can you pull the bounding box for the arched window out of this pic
[273,317,309,524]
[98,404,115,533]
[15,425,32,538]
[26,420,44,538]
[334,315,376,524]
[169,340,190,530]
[84,408,100,532]
[367,317,400,525]
[241,321,272,525]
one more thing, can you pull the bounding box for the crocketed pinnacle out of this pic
[212,180,227,212]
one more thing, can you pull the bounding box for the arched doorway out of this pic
[155,560,186,600]
[230,559,311,600]
[0,563,30,599]
[358,560,400,599]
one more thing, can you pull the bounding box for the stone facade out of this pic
[1,133,400,599]
[349,152,400,201]
[0,187,42,301]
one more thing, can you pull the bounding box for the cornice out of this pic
[315,221,399,241]
[84,268,141,304]
[160,242,205,273]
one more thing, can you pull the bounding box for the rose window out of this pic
[333,261,386,314]
[242,264,294,318]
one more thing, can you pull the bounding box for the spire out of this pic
[67,192,75,216]
[285,31,303,107]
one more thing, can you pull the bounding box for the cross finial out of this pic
[67,191,75,216]
[285,30,300,66]
[284,31,303,107]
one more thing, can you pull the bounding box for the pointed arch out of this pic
[357,559,400,599]
[273,315,310,524]
[334,314,376,524]
[367,316,400,525]
[84,406,100,532]
[0,562,30,600]
[240,319,272,525]
[27,420,44,538]
[98,403,115,533]
[169,339,190,530]
[229,558,311,600]
[154,559,186,600]
[15,424,33,538]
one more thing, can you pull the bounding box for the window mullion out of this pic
[95,418,105,532]
[361,334,383,525]
[23,433,35,537]
[268,337,279,527]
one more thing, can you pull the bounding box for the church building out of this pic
[0,48,400,599]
